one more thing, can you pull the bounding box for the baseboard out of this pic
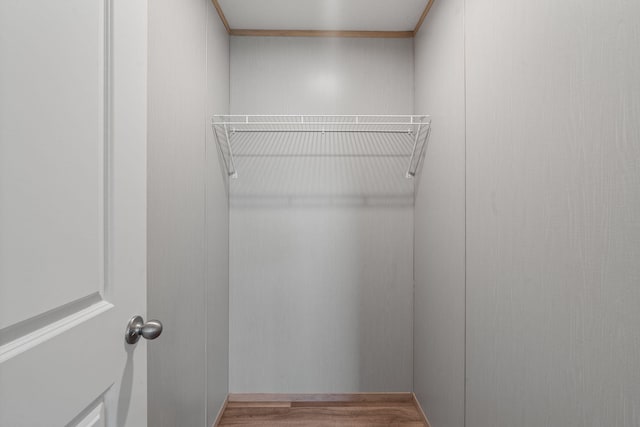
[212,395,229,427]
[227,392,414,403]
[412,393,432,427]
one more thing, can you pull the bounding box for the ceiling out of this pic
[216,0,431,33]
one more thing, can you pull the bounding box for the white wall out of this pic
[414,0,640,426]
[465,1,640,426]
[228,36,415,392]
[230,37,414,115]
[413,0,466,426]
[148,0,229,425]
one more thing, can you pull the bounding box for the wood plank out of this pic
[217,393,427,426]
[412,393,432,427]
[212,396,229,427]
[290,401,417,408]
[219,408,423,425]
[229,29,415,39]
[413,0,436,35]
[210,0,231,34]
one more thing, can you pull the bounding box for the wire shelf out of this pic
[211,115,431,179]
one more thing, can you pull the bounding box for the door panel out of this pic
[73,402,106,427]
[0,0,147,425]
[0,0,106,330]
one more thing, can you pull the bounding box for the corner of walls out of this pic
[412,0,466,426]
[413,0,640,426]
[205,0,230,426]
[148,0,230,425]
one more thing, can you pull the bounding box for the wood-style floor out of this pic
[216,393,430,426]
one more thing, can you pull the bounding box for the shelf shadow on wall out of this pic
[227,131,418,208]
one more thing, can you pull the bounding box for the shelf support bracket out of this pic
[405,122,431,179]
[223,124,238,178]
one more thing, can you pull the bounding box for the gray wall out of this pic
[413,0,466,426]
[148,0,229,425]
[414,0,640,426]
[205,3,230,426]
[228,36,415,392]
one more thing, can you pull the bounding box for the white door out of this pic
[0,0,148,426]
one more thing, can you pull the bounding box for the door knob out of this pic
[125,315,163,344]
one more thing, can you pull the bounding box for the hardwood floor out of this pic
[216,393,430,426]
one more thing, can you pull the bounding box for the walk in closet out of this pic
[1,0,637,426]
[147,1,640,426]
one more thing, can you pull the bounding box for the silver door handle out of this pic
[125,315,163,344]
